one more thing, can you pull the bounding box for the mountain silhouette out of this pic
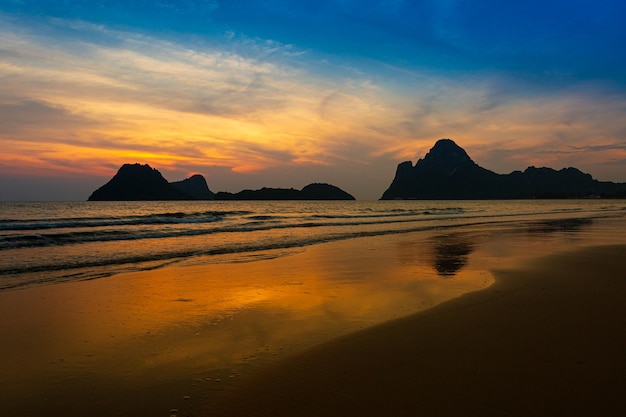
[215,183,355,200]
[88,164,354,201]
[171,174,215,200]
[381,139,626,199]
[88,164,195,201]
[301,183,355,200]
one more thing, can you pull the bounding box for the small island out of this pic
[215,183,355,200]
[88,163,355,201]
[381,139,626,199]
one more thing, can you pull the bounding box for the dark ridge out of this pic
[88,164,194,201]
[88,165,355,201]
[215,187,302,201]
[171,174,215,200]
[381,139,626,200]
[300,183,355,200]
[215,183,355,200]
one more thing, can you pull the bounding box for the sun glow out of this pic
[2,12,626,199]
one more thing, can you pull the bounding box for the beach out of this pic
[210,243,626,417]
[1,206,625,416]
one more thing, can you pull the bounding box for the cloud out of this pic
[601,158,626,167]
[0,99,96,134]
[568,143,626,153]
[2,8,626,199]
[7,1,626,87]
[2,1,220,29]
[0,16,407,180]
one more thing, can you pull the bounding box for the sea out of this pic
[1,199,625,291]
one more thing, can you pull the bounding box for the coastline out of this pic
[0,226,494,417]
[209,243,626,417]
[1,213,625,416]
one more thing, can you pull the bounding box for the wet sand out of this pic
[0,228,494,417]
[210,244,626,417]
[1,216,625,416]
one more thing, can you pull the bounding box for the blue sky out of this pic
[1,0,626,199]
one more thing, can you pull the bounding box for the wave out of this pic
[0,210,251,231]
[0,204,619,251]
[0,208,464,250]
[0,217,506,290]
[0,217,412,250]
[2,200,624,292]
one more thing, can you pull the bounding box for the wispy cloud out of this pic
[0,17,402,176]
[1,9,626,199]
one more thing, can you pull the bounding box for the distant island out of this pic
[381,139,626,199]
[88,163,355,201]
[88,164,201,201]
[215,183,355,200]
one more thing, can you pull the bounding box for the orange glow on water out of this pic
[0,233,494,389]
[3,215,624,415]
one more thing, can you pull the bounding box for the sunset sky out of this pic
[1,1,626,200]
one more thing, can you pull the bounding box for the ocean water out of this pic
[1,199,625,291]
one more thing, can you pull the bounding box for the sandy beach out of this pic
[0,225,494,417]
[1,215,625,416]
[210,244,626,417]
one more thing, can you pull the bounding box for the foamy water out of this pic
[1,199,625,290]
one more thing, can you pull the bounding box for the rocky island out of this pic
[215,183,355,200]
[88,164,203,201]
[381,139,626,199]
[88,163,354,201]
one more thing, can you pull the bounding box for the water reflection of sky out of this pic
[1,215,624,416]
[0,231,494,416]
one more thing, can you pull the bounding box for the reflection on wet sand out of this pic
[431,235,475,277]
[396,233,476,277]
[0,233,493,417]
[2,215,619,417]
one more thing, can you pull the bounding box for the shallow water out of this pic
[1,201,625,416]
[2,199,625,290]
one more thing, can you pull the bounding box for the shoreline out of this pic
[208,244,626,416]
[1,215,625,416]
[0,227,495,417]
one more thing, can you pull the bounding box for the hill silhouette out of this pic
[381,139,626,199]
[171,174,215,200]
[215,183,355,200]
[301,183,355,200]
[88,164,195,201]
[88,164,354,201]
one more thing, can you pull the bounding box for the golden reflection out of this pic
[396,233,476,277]
[0,233,494,416]
[23,210,621,416]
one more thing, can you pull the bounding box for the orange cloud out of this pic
[2,18,625,199]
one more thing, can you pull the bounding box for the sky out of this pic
[1,1,626,200]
